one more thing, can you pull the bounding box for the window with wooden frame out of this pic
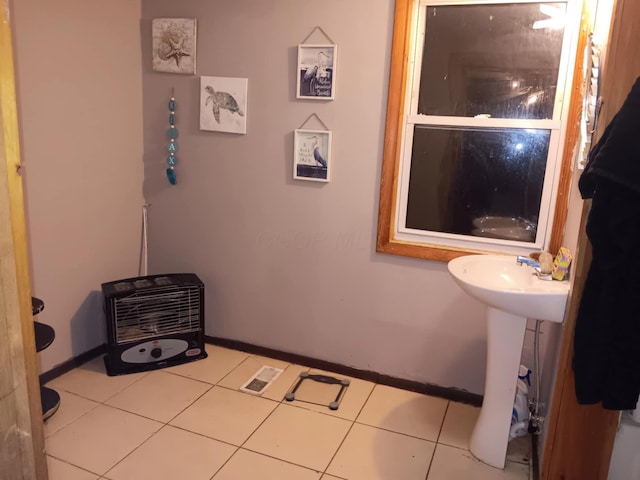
[377,0,581,262]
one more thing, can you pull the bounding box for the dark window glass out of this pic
[406,126,551,241]
[417,3,566,119]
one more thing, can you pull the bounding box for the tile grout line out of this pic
[101,352,268,424]
[45,453,104,478]
[83,350,237,478]
[88,390,212,426]
[319,380,378,477]
[101,423,169,479]
[279,397,360,421]
[53,363,358,425]
[212,354,253,385]
[43,377,143,405]
[45,368,159,477]
[99,370,151,403]
[211,365,344,477]
[232,445,326,477]
[52,346,498,480]
[157,345,249,385]
[100,350,303,479]
[206,360,308,479]
[206,404,306,478]
[166,392,279,478]
[44,396,101,439]
[159,356,277,479]
[351,419,442,443]
[425,400,451,480]
[47,350,318,478]
[320,416,357,477]
[165,422,239,448]
[163,381,216,424]
[104,372,273,478]
[47,365,152,405]
[435,400,451,444]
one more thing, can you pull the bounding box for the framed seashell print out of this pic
[152,18,197,75]
[199,76,248,134]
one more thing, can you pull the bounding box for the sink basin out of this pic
[447,254,570,469]
[448,254,569,323]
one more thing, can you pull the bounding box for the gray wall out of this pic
[141,0,491,393]
[13,0,144,372]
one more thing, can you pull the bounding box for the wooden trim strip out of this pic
[206,336,483,406]
[376,0,412,254]
[39,344,107,385]
[548,1,592,256]
[40,336,484,407]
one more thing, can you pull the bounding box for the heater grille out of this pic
[113,285,201,344]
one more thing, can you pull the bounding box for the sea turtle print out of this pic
[204,85,244,124]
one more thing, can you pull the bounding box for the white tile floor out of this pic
[44,345,531,480]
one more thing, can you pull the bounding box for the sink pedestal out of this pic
[470,307,527,469]
[447,254,570,469]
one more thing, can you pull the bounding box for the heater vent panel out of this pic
[113,286,201,344]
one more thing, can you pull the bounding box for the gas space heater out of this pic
[102,273,207,376]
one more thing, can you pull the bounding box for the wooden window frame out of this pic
[376,0,583,262]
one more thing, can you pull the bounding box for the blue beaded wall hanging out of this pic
[166,88,179,185]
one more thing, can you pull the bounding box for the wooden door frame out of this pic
[542,206,619,479]
[542,0,640,477]
[0,1,48,478]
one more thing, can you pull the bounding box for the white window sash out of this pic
[396,126,562,252]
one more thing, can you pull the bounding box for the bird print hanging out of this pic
[297,44,337,100]
[294,129,332,182]
[199,76,248,134]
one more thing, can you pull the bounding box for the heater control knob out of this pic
[150,347,162,359]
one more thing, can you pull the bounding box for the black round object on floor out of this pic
[41,386,60,421]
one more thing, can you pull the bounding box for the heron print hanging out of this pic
[293,129,332,182]
[152,18,197,75]
[199,76,248,134]
[297,44,337,100]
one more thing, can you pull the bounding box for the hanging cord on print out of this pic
[166,88,179,185]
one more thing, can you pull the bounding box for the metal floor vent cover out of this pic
[285,372,350,410]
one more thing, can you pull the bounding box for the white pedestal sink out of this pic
[448,254,569,469]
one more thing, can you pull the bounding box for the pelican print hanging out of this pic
[199,76,248,135]
[152,18,197,75]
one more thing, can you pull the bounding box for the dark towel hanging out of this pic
[579,77,640,198]
[573,77,640,410]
